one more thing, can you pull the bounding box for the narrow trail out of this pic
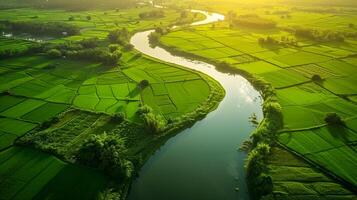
[128,10,263,200]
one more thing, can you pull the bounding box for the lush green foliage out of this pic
[75,133,134,179]
[0,20,79,36]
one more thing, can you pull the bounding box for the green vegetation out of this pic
[0,21,80,37]
[0,3,224,199]
[159,1,357,198]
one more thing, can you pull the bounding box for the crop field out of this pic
[160,3,357,197]
[0,3,223,199]
[267,147,356,199]
[0,146,107,199]
[1,0,356,199]
[0,38,33,52]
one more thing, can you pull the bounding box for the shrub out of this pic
[143,113,166,134]
[139,79,149,89]
[311,74,322,82]
[123,43,134,51]
[136,105,152,115]
[148,32,161,46]
[78,37,99,48]
[47,49,62,58]
[40,117,59,130]
[111,112,124,123]
[108,28,129,44]
[109,44,120,52]
[325,113,344,125]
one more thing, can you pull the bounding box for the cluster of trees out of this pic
[149,32,161,46]
[230,14,277,29]
[137,105,167,134]
[242,78,283,199]
[0,43,44,59]
[75,133,134,180]
[245,142,273,197]
[139,10,165,19]
[44,38,122,65]
[0,20,79,37]
[148,27,169,47]
[175,10,199,25]
[108,28,130,45]
[294,27,345,42]
[325,113,344,126]
[258,36,297,47]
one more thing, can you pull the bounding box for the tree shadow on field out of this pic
[326,124,349,145]
[33,165,108,200]
[128,86,140,98]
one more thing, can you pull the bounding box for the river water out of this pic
[128,10,263,200]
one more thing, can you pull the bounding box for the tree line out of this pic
[0,20,80,37]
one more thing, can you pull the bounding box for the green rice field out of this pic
[160,1,357,197]
[1,0,357,199]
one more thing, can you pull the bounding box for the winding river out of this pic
[128,10,263,200]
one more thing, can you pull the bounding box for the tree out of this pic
[139,79,149,89]
[143,112,166,134]
[111,112,124,123]
[180,10,188,18]
[68,16,75,21]
[311,74,322,82]
[75,133,133,179]
[108,44,120,52]
[86,15,91,20]
[148,32,161,46]
[108,28,130,44]
[123,43,134,51]
[325,113,344,126]
[79,37,98,48]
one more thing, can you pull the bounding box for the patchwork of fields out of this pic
[0,40,217,147]
[160,7,357,196]
[0,5,223,199]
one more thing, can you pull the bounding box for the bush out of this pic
[78,37,99,48]
[311,74,322,82]
[139,79,149,89]
[47,49,62,58]
[143,112,166,134]
[109,44,120,52]
[136,105,152,115]
[111,112,124,123]
[325,113,344,126]
[148,32,161,46]
[123,43,134,51]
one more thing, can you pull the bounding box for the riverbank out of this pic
[156,18,357,199]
